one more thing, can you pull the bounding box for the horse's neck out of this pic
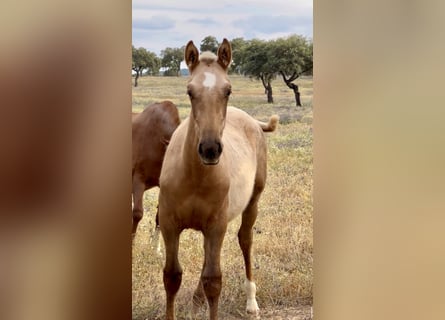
[183,115,202,170]
[180,115,230,195]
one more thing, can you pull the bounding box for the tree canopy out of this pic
[270,35,313,79]
[238,39,276,102]
[132,46,160,86]
[161,47,184,76]
[270,35,313,106]
[229,37,247,74]
[238,35,313,105]
[200,36,219,54]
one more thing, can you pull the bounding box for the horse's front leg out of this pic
[160,220,182,320]
[202,223,227,320]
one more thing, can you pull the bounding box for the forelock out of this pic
[199,51,217,64]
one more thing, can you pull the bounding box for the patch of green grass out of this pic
[132,74,313,319]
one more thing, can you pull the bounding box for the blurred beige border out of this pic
[314,1,445,319]
[0,1,132,319]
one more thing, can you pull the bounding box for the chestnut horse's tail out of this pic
[257,114,279,132]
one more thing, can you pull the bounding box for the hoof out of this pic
[246,298,259,315]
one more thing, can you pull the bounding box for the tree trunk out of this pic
[280,72,302,107]
[266,82,274,103]
[291,83,301,107]
[260,75,274,103]
[134,70,139,87]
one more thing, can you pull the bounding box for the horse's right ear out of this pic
[185,41,199,72]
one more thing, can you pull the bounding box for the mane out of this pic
[199,51,217,64]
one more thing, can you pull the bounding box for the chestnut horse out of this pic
[132,101,180,239]
[158,39,278,319]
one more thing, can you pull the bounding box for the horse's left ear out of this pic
[217,38,232,70]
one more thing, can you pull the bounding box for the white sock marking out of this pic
[203,72,216,89]
[244,279,259,314]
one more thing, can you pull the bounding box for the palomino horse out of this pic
[132,101,180,239]
[158,39,278,319]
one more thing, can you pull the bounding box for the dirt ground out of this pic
[215,305,312,320]
[139,305,313,320]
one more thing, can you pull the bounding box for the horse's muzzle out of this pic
[198,139,223,165]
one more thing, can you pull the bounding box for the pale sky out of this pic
[132,0,313,55]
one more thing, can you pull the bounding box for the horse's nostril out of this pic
[217,142,223,154]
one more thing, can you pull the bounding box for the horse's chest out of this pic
[176,171,255,226]
[183,189,226,209]
[176,188,229,230]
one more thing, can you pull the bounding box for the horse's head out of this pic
[184,39,232,165]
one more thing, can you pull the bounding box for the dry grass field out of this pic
[132,74,313,319]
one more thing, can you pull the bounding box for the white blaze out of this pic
[203,71,216,89]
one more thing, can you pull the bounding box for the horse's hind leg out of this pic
[132,178,145,240]
[238,189,262,315]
